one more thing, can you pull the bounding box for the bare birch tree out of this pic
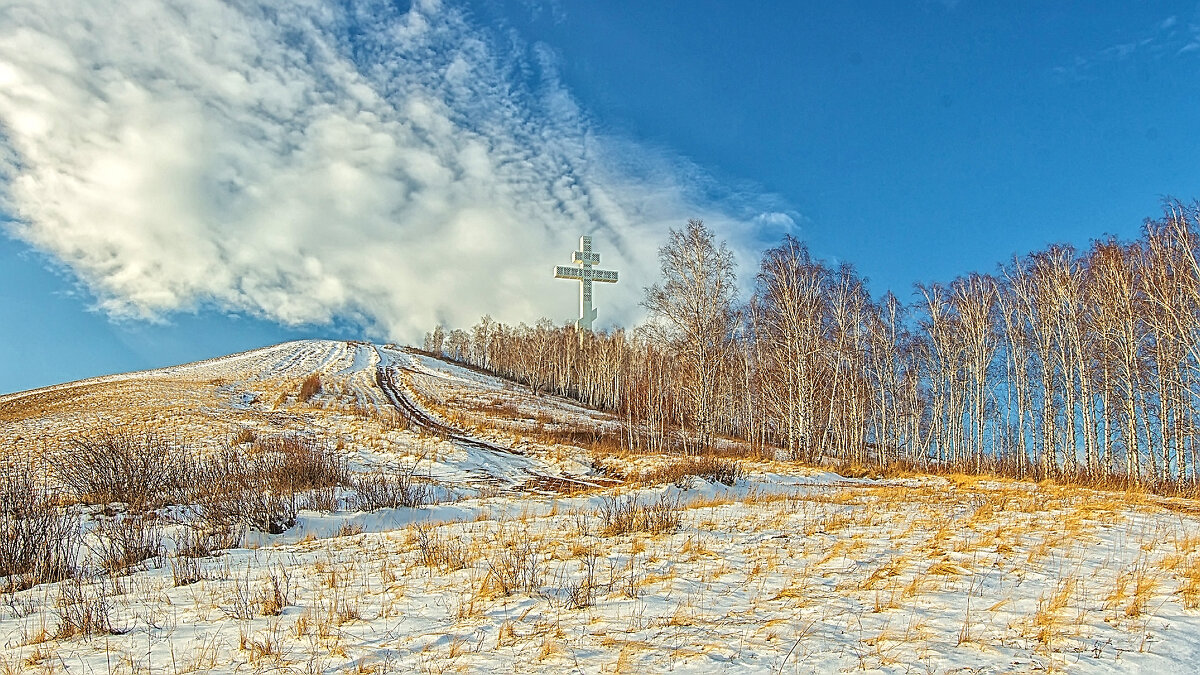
[643,220,739,452]
[750,236,828,459]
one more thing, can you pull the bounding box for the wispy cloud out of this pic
[1182,18,1200,55]
[0,0,778,340]
[1054,13,1199,78]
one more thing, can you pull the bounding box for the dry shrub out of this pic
[56,575,122,638]
[485,528,544,596]
[55,431,193,510]
[0,468,79,592]
[253,435,347,490]
[222,564,292,620]
[240,626,284,665]
[414,524,472,572]
[564,547,602,609]
[169,553,205,587]
[639,456,744,487]
[92,515,163,575]
[298,373,322,402]
[351,466,436,511]
[176,526,239,558]
[258,566,293,616]
[196,435,347,534]
[598,493,682,536]
[303,487,339,512]
[472,400,525,420]
[223,566,258,620]
[167,527,228,586]
[828,462,880,480]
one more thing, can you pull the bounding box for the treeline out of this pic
[427,201,1200,489]
[424,318,706,453]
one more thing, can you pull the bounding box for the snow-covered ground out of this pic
[8,471,1200,673]
[5,341,1200,672]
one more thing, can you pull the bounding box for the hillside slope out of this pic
[0,339,613,491]
[6,341,1200,672]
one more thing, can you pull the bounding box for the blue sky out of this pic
[1,0,1198,394]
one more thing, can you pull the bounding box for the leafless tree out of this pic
[750,236,828,459]
[643,220,739,452]
[949,273,999,471]
[430,197,1200,492]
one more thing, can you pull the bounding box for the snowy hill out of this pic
[5,340,1200,672]
[0,339,613,492]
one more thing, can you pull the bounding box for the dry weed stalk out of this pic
[413,523,473,572]
[1032,575,1077,650]
[93,515,162,575]
[485,527,545,597]
[598,494,682,537]
[0,468,79,591]
[351,461,437,510]
[197,435,347,534]
[55,574,122,638]
[298,373,322,403]
[56,430,193,510]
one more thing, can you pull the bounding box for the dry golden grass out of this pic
[926,558,964,576]
[1124,562,1161,619]
[6,466,1200,673]
[862,556,907,591]
[0,366,426,494]
[297,373,322,402]
[1178,557,1200,609]
[16,344,1200,671]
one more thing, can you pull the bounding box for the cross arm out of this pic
[554,266,619,282]
[555,265,586,280]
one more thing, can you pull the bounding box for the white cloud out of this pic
[754,212,797,229]
[0,0,778,341]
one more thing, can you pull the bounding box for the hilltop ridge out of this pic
[0,339,613,492]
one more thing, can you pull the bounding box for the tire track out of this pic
[375,364,524,456]
[374,361,618,493]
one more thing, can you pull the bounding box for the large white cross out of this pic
[554,235,619,331]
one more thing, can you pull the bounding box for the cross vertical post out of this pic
[554,235,619,332]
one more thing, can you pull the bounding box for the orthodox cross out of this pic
[554,235,619,331]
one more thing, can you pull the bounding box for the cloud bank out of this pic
[0,0,788,341]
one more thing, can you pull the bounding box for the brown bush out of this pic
[55,431,193,510]
[297,373,322,402]
[351,465,436,511]
[169,552,206,587]
[598,493,682,536]
[638,455,745,487]
[196,435,347,534]
[175,525,240,559]
[303,487,339,511]
[93,515,163,575]
[413,524,472,572]
[56,575,121,638]
[253,435,347,492]
[0,468,79,591]
[485,529,544,596]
